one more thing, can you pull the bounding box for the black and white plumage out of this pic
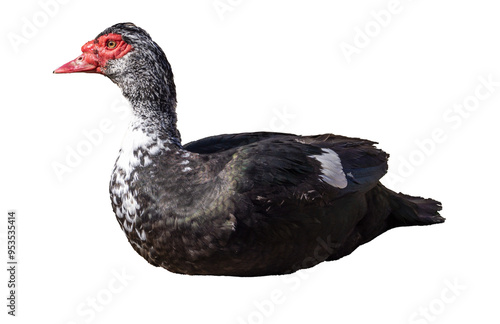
[54,23,444,276]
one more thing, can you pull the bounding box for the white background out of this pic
[1,0,499,323]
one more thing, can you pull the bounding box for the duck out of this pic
[54,23,444,276]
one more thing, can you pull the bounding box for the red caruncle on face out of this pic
[54,33,133,74]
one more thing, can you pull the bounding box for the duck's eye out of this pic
[106,40,117,49]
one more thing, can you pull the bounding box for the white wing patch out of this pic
[311,148,348,189]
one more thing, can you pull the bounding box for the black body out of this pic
[74,23,443,276]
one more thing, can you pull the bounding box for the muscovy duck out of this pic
[54,23,444,276]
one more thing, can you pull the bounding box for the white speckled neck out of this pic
[110,115,175,241]
[115,116,175,175]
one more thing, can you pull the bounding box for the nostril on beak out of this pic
[53,53,99,74]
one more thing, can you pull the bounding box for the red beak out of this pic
[53,52,99,74]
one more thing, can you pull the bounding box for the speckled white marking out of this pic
[112,170,140,234]
[131,241,142,250]
[149,145,161,155]
[180,160,190,165]
[182,166,192,172]
[181,152,190,158]
[125,211,136,224]
[115,121,155,177]
[143,156,152,166]
[111,118,173,236]
[123,220,133,232]
[135,228,147,241]
[115,209,124,219]
[312,149,348,189]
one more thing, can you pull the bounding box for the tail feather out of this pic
[386,189,445,228]
[325,184,444,262]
